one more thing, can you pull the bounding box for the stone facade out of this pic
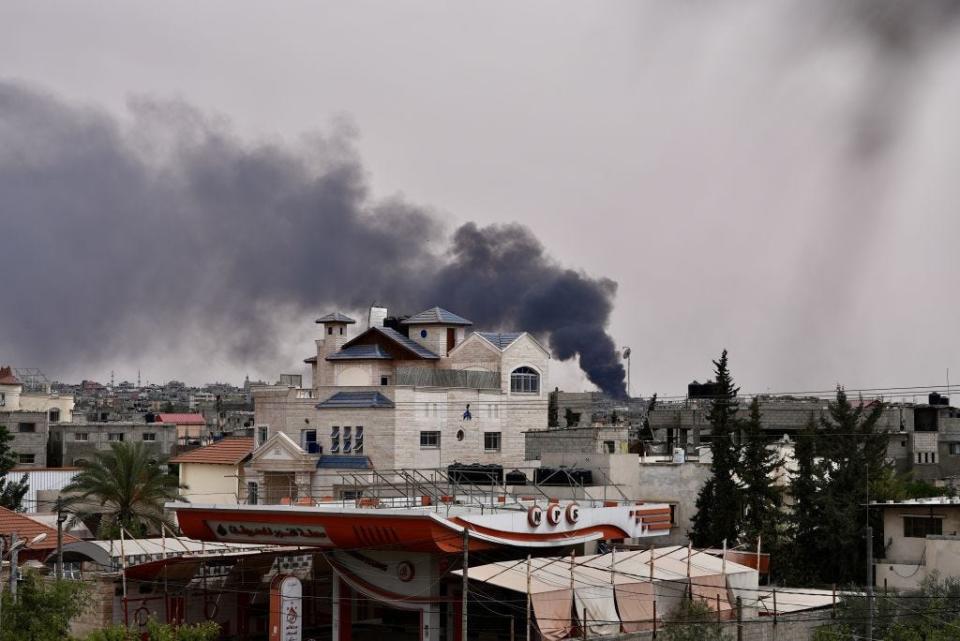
[251,307,551,499]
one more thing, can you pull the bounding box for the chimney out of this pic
[368,306,388,330]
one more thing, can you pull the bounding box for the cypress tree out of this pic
[690,349,741,547]
[814,387,887,584]
[782,413,821,585]
[738,396,783,552]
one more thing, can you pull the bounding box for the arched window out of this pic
[510,367,540,394]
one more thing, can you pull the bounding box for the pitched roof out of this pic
[0,506,79,550]
[169,438,254,465]
[0,366,21,386]
[317,455,373,470]
[156,413,206,425]
[375,327,439,359]
[316,391,395,409]
[342,326,439,360]
[315,312,356,324]
[326,345,392,361]
[401,307,473,326]
[475,332,524,350]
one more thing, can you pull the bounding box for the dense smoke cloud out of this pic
[0,83,625,395]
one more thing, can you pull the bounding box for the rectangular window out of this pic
[343,426,352,453]
[108,433,124,442]
[904,516,942,538]
[17,453,35,464]
[380,376,389,386]
[247,482,258,505]
[258,425,269,445]
[355,426,364,454]
[74,432,89,441]
[142,433,156,441]
[330,425,340,454]
[950,443,960,455]
[484,432,501,452]
[17,423,36,433]
[420,431,440,449]
[604,441,616,454]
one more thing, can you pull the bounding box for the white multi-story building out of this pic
[249,306,550,502]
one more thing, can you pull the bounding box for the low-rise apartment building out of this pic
[649,391,960,482]
[48,420,177,466]
[873,497,960,591]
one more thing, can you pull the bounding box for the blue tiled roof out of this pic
[401,307,473,326]
[316,391,395,409]
[317,455,372,470]
[375,327,439,359]
[315,312,356,324]
[326,345,392,361]
[475,332,524,350]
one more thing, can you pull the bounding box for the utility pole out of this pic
[462,527,468,641]
[8,532,18,600]
[526,555,532,641]
[56,497,65,580]
[866,463,874,641]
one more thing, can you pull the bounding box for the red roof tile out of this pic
[156,413,206,425]
[0,366,21,386]
[0,506,78,550]
[169,438,254,465]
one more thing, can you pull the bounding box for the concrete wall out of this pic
[0,409,49,466]
[634,462,712,546]
[179,462,241,504]
[50,421,177,466]
[526,427,631,461]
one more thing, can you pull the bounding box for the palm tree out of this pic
[62,441,186,538]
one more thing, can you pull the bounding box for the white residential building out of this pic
[250,306,550,501]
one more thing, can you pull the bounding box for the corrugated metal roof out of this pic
[316,391,395,409]
[315,312,356,324]
[475,332,524,350]
[326,345,392,361]
[401,307,473,326]
[375,327,439,359]
[317,455,373,470]
[14,468,79,514]
[169,438,253,465]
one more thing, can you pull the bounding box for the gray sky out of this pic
[2,1,960,397]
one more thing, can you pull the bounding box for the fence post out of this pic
[652,598,657,639]
[773,588,777,626]
[736,596,743,641]
[831,584,837,619]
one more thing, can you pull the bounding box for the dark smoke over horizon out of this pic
[0,82,626,396]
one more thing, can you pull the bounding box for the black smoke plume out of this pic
[0,83,626,396]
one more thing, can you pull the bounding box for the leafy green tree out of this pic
[660,599,730,641]
[63,441,186,537]
[0,572,87,641]
[0,425,28,510]
[737,397,784,551]
[83,620,220,641]
[690,349,742,547]
[814,387,888,585]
